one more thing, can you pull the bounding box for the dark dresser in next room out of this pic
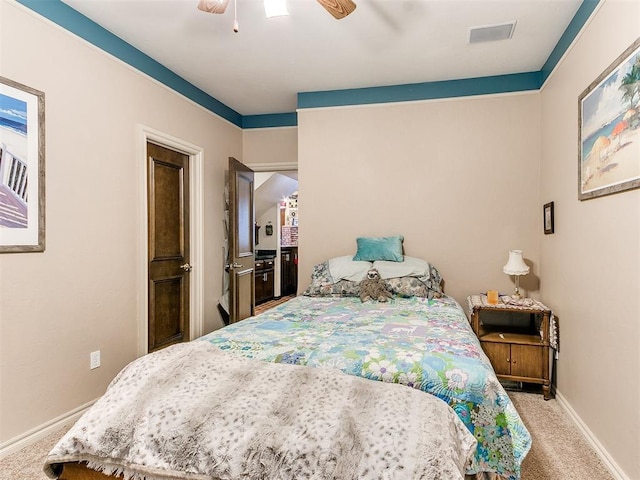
[255,251,275,304]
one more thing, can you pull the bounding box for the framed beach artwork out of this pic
[578,37,640,201]
[0,76,45,252]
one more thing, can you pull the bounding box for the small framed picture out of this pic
[543,202,554,235]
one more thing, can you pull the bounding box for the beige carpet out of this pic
[509,391,614,480]
[0,391,615,480]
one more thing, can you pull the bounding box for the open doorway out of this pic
[253,170,298,304]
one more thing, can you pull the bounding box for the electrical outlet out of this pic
[90,350,101,370]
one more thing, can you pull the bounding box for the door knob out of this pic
[180,263,193,272]
[225,262,244,271]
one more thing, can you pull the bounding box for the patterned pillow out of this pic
[303,279,361,297]
[304,259,444,299]
[384,277,443,300]
[424,263,444,294]
[308,261,333,284]
[303,261,360,297]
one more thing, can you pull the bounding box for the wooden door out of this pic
[147,142,191,352]
[228,157,254,323]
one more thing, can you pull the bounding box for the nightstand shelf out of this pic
[467,294,553,400]
[478,330,544,345]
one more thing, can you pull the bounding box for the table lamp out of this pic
[503,249,529,299]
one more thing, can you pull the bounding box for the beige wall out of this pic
[298,93,542,308]
[257,205,279,251]
[243,126,298,166]
[0,2,240,443]
[539,1,640,478]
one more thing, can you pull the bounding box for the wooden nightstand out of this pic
[467,294,553,400]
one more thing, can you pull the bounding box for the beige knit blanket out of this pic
[45,342,476,480]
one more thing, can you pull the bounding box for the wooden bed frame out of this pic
[57,462,491,480]
[59,463,121,480]
[52,408,501,477]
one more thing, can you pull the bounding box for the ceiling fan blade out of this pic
[197,0,230,14]
[316,0,356,19]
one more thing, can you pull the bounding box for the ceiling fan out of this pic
[197,0,357,20]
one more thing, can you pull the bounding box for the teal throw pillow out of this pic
[353,235,404,262]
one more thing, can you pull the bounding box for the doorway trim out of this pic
[247,162,298,299]
[136,125,204,357]
[247,162,298,173]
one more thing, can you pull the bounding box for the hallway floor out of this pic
[255,294,296,315]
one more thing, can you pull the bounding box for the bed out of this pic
[44,250,531,480]
[199,297,531,479]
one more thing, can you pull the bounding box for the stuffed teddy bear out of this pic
[359,268,393,302]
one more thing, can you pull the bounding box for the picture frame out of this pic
[0,76,45,253]
[578,37,640,201]
[543,201,554,235]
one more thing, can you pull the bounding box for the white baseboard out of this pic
[0,399,97,458]
[555,390,630,480]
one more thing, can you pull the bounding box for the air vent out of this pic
[469,21,516,43]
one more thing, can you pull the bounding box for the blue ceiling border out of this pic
[242,112,298,129]
[16,0,243,128]
[297,72,541,109]
[540,0,600,84]
[299,0,601,110]
[16,0,599,129]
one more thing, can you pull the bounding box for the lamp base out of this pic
[512,275,524,299]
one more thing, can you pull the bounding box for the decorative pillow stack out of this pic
[303,236,443,299]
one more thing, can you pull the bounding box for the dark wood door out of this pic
[228,157,254,323]
[147,142,190,352]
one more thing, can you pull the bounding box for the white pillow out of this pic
[328,256,373,282]
[373,256,430,279]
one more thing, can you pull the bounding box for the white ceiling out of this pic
[255,172,298,217]
[60,0,583,116]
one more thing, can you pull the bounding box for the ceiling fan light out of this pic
[264,0,288,18]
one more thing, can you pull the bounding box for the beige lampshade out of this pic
[503,250,530,276]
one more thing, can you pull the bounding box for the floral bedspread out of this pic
[200,295,531,479]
